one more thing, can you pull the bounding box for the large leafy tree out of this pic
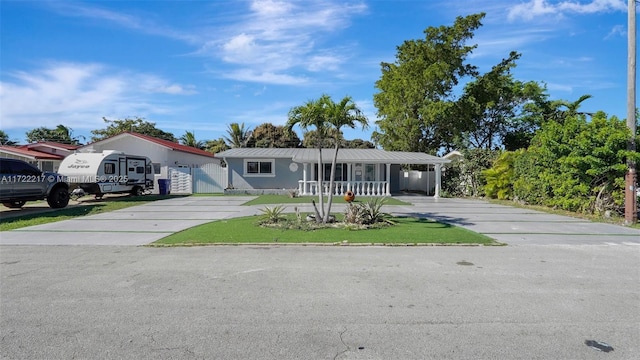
[249,123,301,148]
[26,124,83,145]
[456,51,542,150]
[301,128,341,148]
[91,117,176,142]
[344,138,375,149]
[179,131,205,149]
[372,13,484,154]
[0,130,19,145]
[224,122,253,148]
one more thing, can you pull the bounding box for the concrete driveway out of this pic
[0,196,257,245]
[1,195,638,246]
[391,196,640,246]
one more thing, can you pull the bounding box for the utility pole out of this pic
[625,0,638,225]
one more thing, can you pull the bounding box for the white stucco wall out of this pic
[80,134,219,194]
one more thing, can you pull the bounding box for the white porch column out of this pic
[385,163,391,195]
[347,163,352,191]
[302,163,308,195]
[434,164,442,198]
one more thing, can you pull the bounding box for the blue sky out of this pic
[0,0,633,145]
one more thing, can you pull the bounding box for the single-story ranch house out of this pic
[216,148,450,197]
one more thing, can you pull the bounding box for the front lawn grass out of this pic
[153,215,499,246]
[242,195,410,206]
[0,195,176,231]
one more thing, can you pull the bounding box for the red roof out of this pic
[88,132,215,158]
[0,145,65,160]
[22,141,81,151]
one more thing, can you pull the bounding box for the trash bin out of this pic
[158,179,171,195]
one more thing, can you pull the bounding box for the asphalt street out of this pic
[1,245,638,360]
[1,196,639,359]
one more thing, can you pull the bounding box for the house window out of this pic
[40,161,54,172]
[244,159,275,177]
[365,164,376,181]
[323,163,347,181]
[104,163,115,174]
[152,163,161,174]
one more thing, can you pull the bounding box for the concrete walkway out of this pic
[0,195,638,246]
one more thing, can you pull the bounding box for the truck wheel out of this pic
[2,201,26,209]
[47,186,70,208]
[131,186,143,196]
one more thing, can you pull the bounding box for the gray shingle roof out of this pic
[216,148,449,164]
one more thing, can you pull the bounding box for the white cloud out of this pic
[0,62,195,130]
[46,1,198,43]
[41,0,368,86]
[508,0,626,21]
[605,24,626,39]
[221,69,308,85]
[200,0,368,83]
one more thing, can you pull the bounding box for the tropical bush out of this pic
[483,150,523,200]
[343,197,395,226]
[512,112,639,214]
[258,205,286,223]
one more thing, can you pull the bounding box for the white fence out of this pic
[167,163,227,194]
[399,170,435,195]
[299,180,390,196]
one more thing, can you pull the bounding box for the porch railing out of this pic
[298,181,389,196]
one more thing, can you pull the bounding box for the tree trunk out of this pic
[324,144,340,223]
[316,144,325,222]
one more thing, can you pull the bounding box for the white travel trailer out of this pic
[59,150,154,198]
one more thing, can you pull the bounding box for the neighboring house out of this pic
[216,148,450,197]
[78,132,220,194]
[0,142,80,172]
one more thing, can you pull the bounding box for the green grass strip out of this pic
[154,216,499,246]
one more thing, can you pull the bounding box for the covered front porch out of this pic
[293,149,447,198]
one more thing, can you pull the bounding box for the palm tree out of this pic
[323,95,368,223]
[286,94,368,223]
[179,131,205,149]
[224,123,253,148]
[286,96,330,222]
[204,138,229,154]
[549,94,594,122]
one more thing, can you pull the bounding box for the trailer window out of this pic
[104,163,115,174]
[146,165,152,174]
[136,166,144,174]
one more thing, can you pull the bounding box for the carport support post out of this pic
[434,164,441,198]
[385,163,391,195]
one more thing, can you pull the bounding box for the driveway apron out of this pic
[391,196,640,246]
[0,196,256,246]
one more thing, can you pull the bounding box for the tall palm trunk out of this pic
[323,144,340,223]
[314,144,325,222]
